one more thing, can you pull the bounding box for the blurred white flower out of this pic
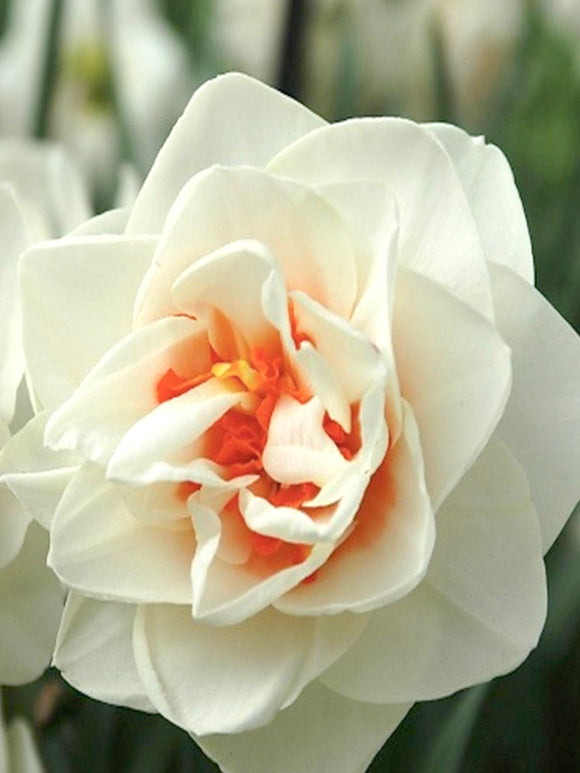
[541,0,580,63]
[0,696,43,773]
[3,74,580,773]
[304,0,525,125]
[0,141,85,684]
[0,0,191,191]
[211,0,287,83]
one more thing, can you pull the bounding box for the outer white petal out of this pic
[198,682,410,773]
[45,316,208,466]
[1,413,78,529]
[321,439,546,703]
[392,266,511,510]
[269,117,494,320]
[126,72,325,235]
[491,263,580,551]
[49,463,195,604]
[54,593,153,712]
[0,523,64,685]
[426,123,534,284]
[20,235,155,409]
[0,187,30,425]
[275,403,434,615]
[135,165,357,324]
[133,603,366,736]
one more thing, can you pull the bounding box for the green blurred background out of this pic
[1,1,579,771]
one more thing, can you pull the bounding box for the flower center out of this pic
[156,335,361,578]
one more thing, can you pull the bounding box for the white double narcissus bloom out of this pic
[0,140,88,685]
[3,74,580,773]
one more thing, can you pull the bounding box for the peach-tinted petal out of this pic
[135,166,357,324]
[275,403,434,615]
[171,238,283,354]
[321,439,546,703]
[107,378,253,486]
[262,396,350,487]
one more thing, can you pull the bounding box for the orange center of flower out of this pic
[156,317,361,578]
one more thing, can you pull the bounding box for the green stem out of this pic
[33,0,65,138]
[0,0,12,40]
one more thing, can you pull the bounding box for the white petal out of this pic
[198,682,410,773]
[134,603,365,735]
[392,266,511,509]
[491,263,580,550]
[0,187,29,425]
[0,523,63,685]
[20,235,155,409]
[49,463,195,604]
[426,123,534,284]
[263,396,350,487]
[269,117,493,320]
[126,72,325,235]
[275,403,434,615]
[1,413,78,529]
[107,377,252,486]
[321,438,546,702]
[136,165,357,324]
[54,594,153,712]
[45,316,208,465]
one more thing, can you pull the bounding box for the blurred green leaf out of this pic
[429,13,456,124]
[33,0,65,138]
[417,686,488,773]
[0,0,11,40]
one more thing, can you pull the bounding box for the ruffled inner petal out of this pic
[134,166,357,325]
